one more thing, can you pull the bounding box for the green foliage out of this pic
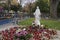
[36,0,49,12]
[0,3,8,10]
[3,5,8,10]
[18,18,60,30]
[57,2,60,13]
[57,2,60,17]
[31,6,36,13]
[10,5,17,11]
[14,34,32,40]
[10,5,22,11]
[25,34,32,40]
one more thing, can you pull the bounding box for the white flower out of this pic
[41,25,44,27]
[16,29,22,33]
[23,28,26,30]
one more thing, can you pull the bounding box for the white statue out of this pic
[34,6,41,26]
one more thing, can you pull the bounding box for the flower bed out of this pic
[0,27,18,40]
[27,25,57,40]
[0,25,57,40]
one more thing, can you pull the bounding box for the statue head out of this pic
[37,6,39,9]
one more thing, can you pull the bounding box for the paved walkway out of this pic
[0,23,19,31]
[50,30,60,40]
[54,30,60,40]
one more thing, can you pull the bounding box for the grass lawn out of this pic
[18,18,60,30]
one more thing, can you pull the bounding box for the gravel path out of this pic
[0,23,19,31]
[50,30,60,40]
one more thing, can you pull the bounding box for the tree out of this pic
[57,2,60,18]
[22,3,36,17]
[36,0,49,12]
[50,0,59,18]
[10,4,22,12]
[22,0,49,17]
